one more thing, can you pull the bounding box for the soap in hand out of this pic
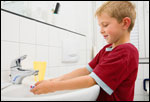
[30,85,35,90]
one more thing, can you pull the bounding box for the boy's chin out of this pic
[106,40,112,44]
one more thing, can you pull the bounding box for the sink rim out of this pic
[2,84,100,101]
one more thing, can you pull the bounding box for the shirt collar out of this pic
[105,42,130,52]
[105,46,113,51]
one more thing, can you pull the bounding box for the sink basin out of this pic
[1,83,100,101]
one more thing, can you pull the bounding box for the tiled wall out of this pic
[134,64,149,101]
[1,10,88,82]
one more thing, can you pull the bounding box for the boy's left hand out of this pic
[30,80,55,95]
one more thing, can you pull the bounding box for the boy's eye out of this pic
[103,24,108,27]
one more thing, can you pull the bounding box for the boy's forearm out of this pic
[53,75,96,91]
[51,67,90,81]
[31,75,96,95]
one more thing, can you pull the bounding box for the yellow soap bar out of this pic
[33,61,47,82]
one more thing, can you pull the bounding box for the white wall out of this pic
[1,1,91,36]
[134,64,149,101]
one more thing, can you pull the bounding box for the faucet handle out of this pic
[10,55,27,68]
[18,55,27,61]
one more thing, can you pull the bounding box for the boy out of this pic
[31,1,139,101]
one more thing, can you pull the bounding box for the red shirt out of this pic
[87,43,139,101]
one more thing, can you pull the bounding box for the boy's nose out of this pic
[100,29,105,35]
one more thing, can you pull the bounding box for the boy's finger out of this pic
[35,80,43,86]
[30,86,38,92]
[34,90,42,95]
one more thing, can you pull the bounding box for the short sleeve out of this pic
[89,48,129,95]
[86,44,112,73]
[86,50,102,73]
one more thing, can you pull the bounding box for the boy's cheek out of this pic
[107,29,118,37]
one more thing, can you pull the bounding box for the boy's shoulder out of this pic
[116,43,138,51]
[103,43,138,53]
[114,43,139,56]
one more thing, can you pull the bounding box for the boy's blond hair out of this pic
[95,1,136,32]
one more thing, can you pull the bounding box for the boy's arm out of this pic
[31,75,97,94]
[33,67,91,91]
[50,67,91,81]
[54,75,96,91]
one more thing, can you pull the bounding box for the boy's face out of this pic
[97,13,124,44]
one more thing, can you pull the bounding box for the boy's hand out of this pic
[30,80,55,95]
[34,80,44,86]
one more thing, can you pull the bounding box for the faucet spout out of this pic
[10,68,39,84]
[9,55,39,84]
[23,69,39,77]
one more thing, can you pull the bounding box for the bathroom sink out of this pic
[1,83,100,101]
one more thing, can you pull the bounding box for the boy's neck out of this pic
[112,32,130,49]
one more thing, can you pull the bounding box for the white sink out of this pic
[1,83,100,101]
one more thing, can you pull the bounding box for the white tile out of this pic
[48,67,60,78]
[1,11,5,41]
[20,43,36,70]
[76,65,87,69]
[49,47,61,67]
[87,50,92,63]
[144,95,149,101]
[135,80,144,95]
[1,41,5,70]
[1,41,19,70]
[59,67,69,75]
[1,70,11,82]
[2,11,19,42]
[79,51,87,65]
[134,94,144,101]
[36,45,49,64]
[61,38,79,63]
[59,29,70,45]
[36,22,49,46]
[143,64,149,78]
[79,37,87,51]
[49,26,61,47]
[137,64,144,80]
[70,34,86,51]
[143,86,149,96]
[86,37,92,50]
[45,67,50,78]
[20,17,36,44]
[68,34,80,50]
[67,66,76,72]
[54,67,62,77]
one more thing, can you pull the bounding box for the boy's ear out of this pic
[121,17,131,30]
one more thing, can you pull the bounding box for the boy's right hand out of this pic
[35,80,45,86]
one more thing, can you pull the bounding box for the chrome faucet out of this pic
[9,55,39,84]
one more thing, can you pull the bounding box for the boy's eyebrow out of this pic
[99,22,109,26]
[101,22,109,24]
